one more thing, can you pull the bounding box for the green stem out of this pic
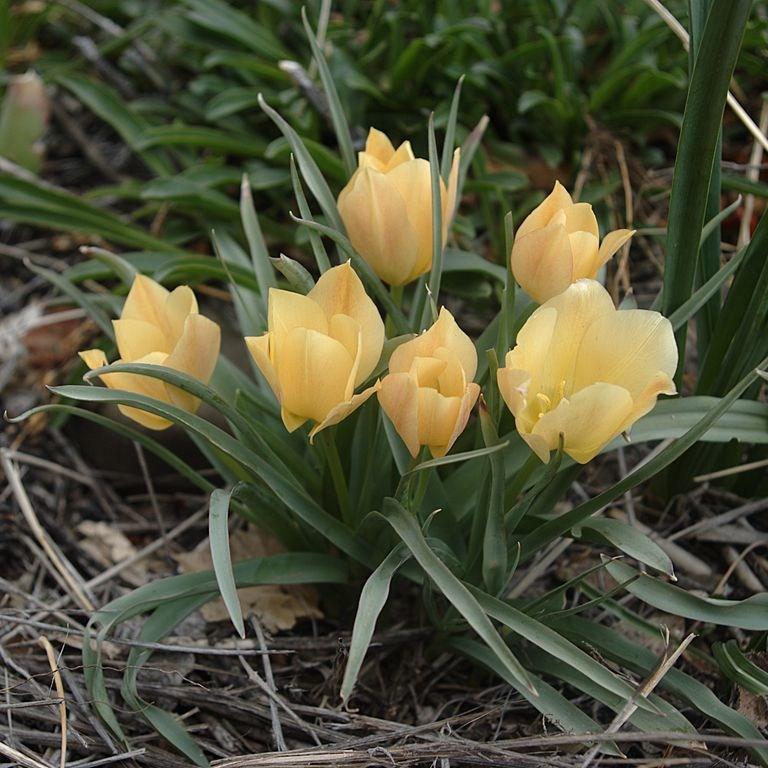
[503,451,539,509]
[321,431,352,528]
[386,283,404,337]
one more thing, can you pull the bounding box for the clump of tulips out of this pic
[21,87,768,767]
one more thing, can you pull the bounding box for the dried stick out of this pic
[37,635,67,768]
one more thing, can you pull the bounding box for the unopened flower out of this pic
[378,308,479,458]
[80,275,221,430]
[245,262,384,439]
[337,127,460,286]
[511,181,634,303]
[497,279,677,463]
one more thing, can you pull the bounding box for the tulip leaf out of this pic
[573,518,674,577]
[405,441,508,474]
[479,410,506,596]
[519,356,768,560]
[661,0,751,376]
[270,253,315,293]
[79,246,139,289]
[49,385,374,566]
[381,497,535,694]
[443,248,506,282]
[441,75,464,183]
[713,640,768,695]
[552,616,768,767]
[258,93,343,231]
[422,113,444,330]
[605,559,768,630]
[301,7,356,177]
[289,155,331,273]
[208,486,245,638]
[450,638,620,756]
[239,174,276,297]
[340,544,410,702]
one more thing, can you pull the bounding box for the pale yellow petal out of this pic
[597,228,635,268]
[572,309,678,400]
[164,314,221,412]
[532,383,634,464]
[164,285,198,344]
[268,288,328,346]
[309,262,384,382]
[497,367,531,421]
[386,158,439,279]
[511,222,574,304]
[378,371,421,457]
[365,127,395,164]
[385,141,416,171]
[122,274,169,326]
[276,327,354,424]
[245,333,280,399]
[309,380,381,441]
[569,231,601,280]
[113,318,168,361]
[337,167,421,286]
[79,349,108,371]
[281,407,307,433]
[515,181,573,239]
[444,147,461,225]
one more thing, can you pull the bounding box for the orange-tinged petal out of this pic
[516,181,573,239]
[417,387,462,456]
[308,262,384,382]
[113,318,168,361]
[569,231,601,280]
[164,313,221,412]
[531,382,634,464]
[276,327,354,424]
[79,348,108,371]
[564,202,598,237]
[511,221,574,304]
[337,167,421,286]
[378,371,421,457]
[437,381,480,458]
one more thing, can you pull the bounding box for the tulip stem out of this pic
[321,432,352,527]
[386,284,404,337]
[503,452,540,510]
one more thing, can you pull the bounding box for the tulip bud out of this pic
[245,262,385,439]
[337,128,460,286]
[497,279,677,464]
[80,275,221,430]
[511,181,634,303]
[378,308,480,458]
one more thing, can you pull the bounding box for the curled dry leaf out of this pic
[174,525,322,633]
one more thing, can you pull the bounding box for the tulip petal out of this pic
[444,147,461,225]
[390,307,477,381]
[245,333,280,399]
[164,285,198,343]
[386,158,439,278]
[438,381,480,458]
[516,181,573,239]
[597,228,635,268]
[573,309,677,398]
[79,348,108,371]
[532,382,634,464]
[164,314,221,412]
[268,288,328,347]
[497,366,532,421]
[309,262,384,383]
[386,140,416,171]
[276,327,355,425]
[122,274,169,328]
[338,167,421,286]
[417,387,462,457]
[564,202,598,238]
[309,380,381,441]
[568,231,601,280]
[113,318,168,361]
[365,127,395,164]
[281,407,307,433]
[378,371,421,457]
[511,222,574,304]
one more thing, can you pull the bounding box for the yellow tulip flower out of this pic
[245,262,385,439]
[337,127,460,286]
[378,308,480,458]
[511,181,635,303]
[79,275,221,430]
[497,279,677,464]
